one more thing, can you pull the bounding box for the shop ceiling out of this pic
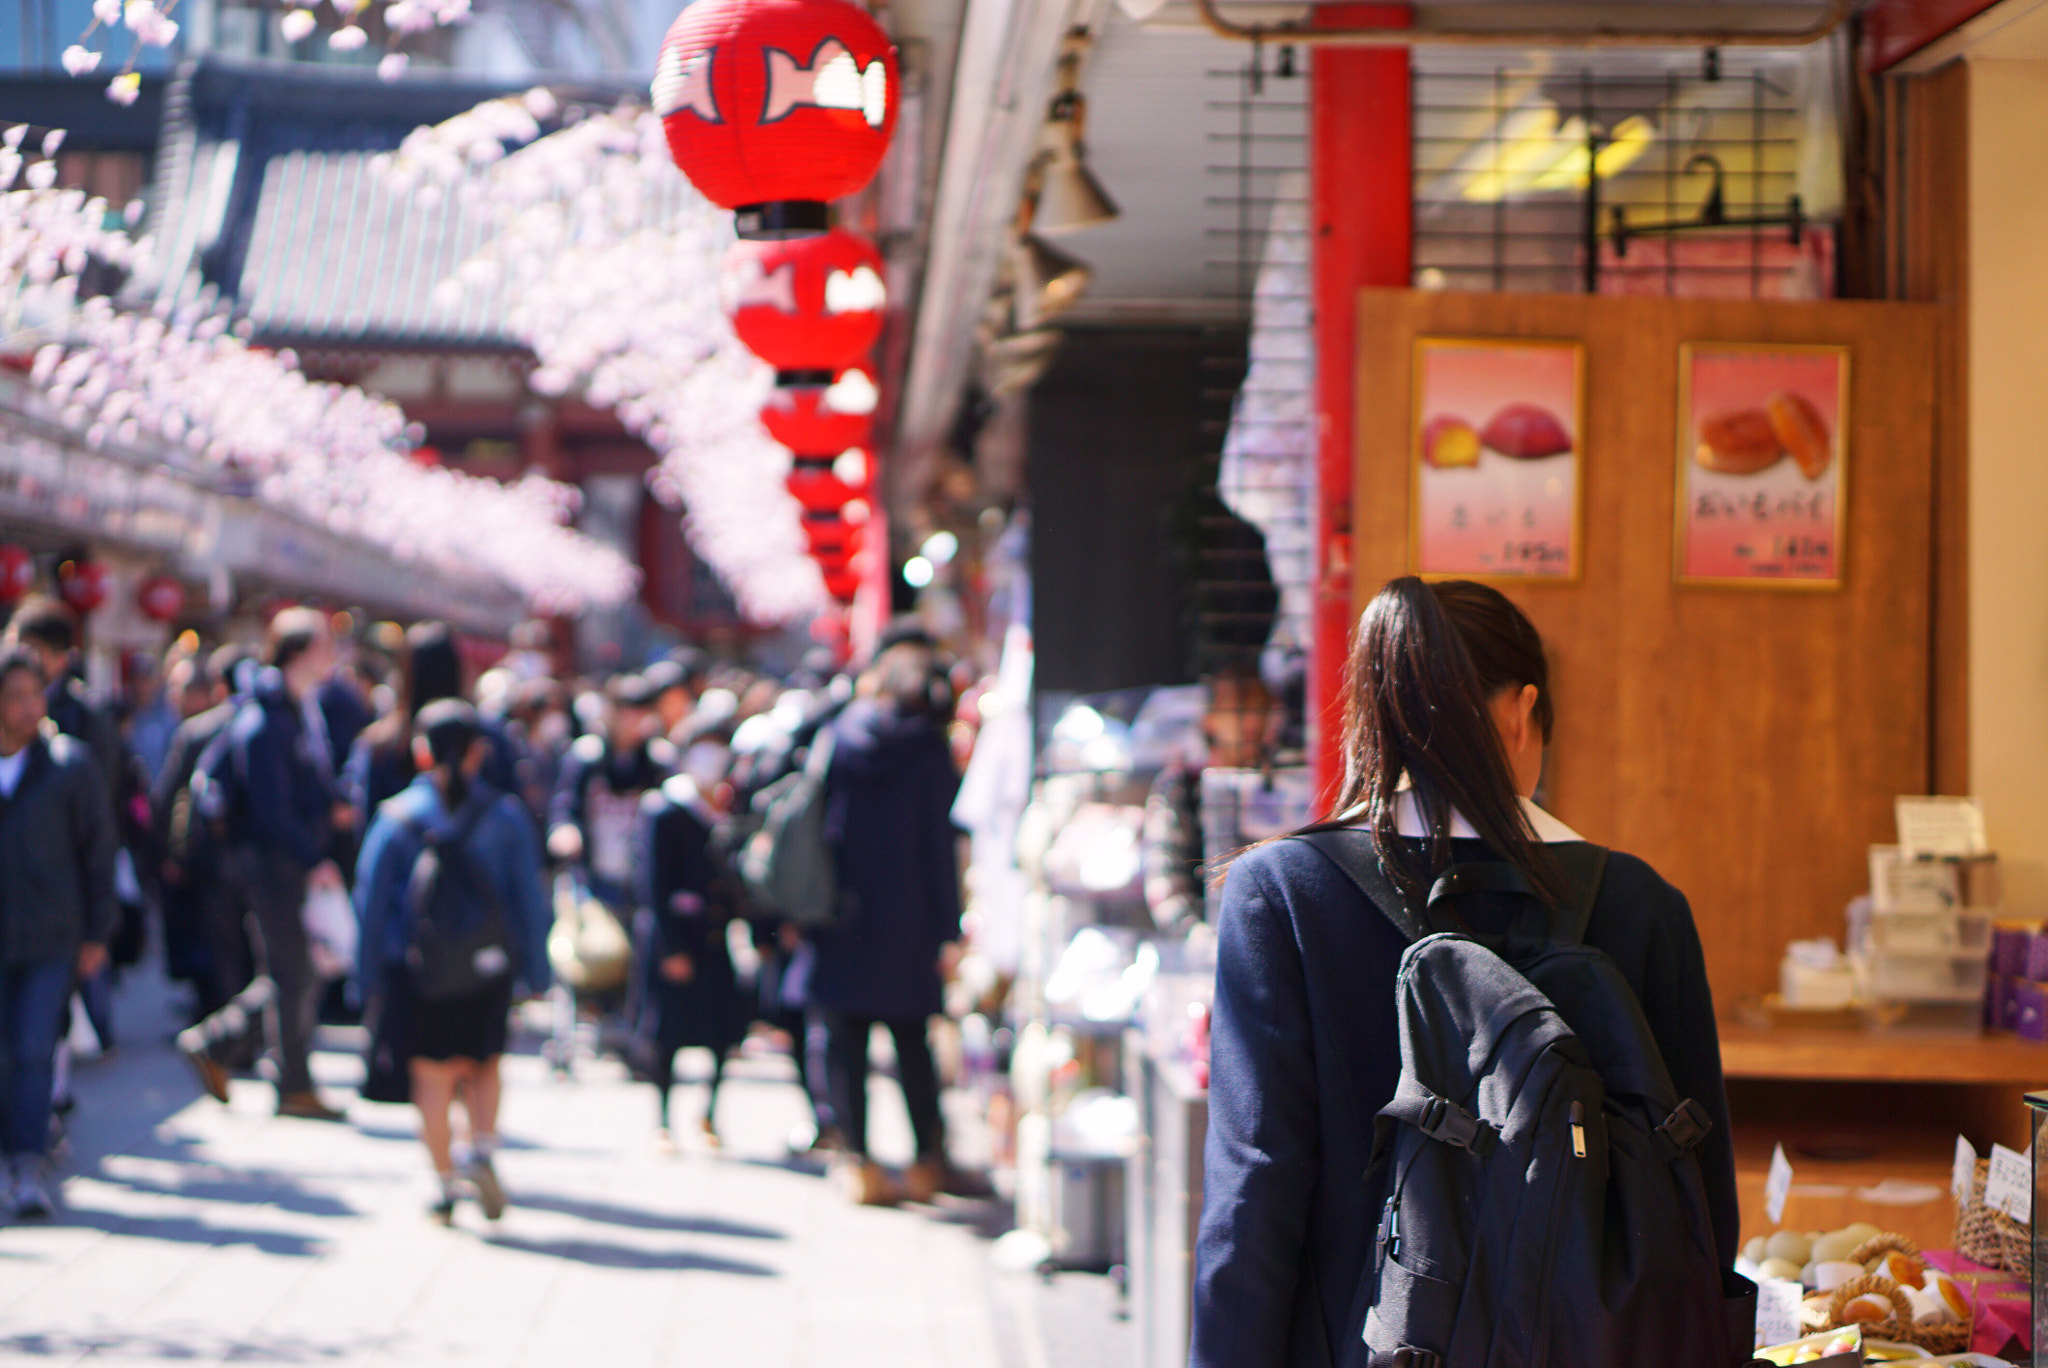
[895,0,1856,475]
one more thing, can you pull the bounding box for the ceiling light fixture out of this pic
[1032,33,1120,235]
[1012,232,1093,330]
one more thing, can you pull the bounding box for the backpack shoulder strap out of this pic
[1295,829,1610,946]
[1293,829,1433,944]
[1548,842,1609,944]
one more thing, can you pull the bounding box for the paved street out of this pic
[0,969,1129,1368]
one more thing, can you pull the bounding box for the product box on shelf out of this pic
[1992,923,2039,979]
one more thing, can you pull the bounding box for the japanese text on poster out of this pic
[1678,344,1847,586]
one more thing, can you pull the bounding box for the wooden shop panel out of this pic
[1352,289,1940,1001]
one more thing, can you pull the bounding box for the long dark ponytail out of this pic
[1325,576,1565,909]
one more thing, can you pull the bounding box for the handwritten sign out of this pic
[1955,1135,1979,1206]
[1412,338,1582,582]
[1755,1276,1806,1350]
[1676,343,1847,587]
[1765,1143,1794,1225]
[1984,1143,2031,1224]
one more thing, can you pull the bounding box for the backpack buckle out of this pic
[1391,1349,1443,1368]
[1655,1098,1713,1157]
[1416,1093,1496,1155]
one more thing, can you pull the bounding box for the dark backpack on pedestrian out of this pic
[186,702,255,850]
[403,799,513,1002]
[1297,830,1749,1368]
[739,727,844,930]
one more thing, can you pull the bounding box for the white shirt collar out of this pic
[1372,787,1583,843]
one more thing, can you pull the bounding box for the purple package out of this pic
[1995,927,2030,977]
[1999,976,2022,1033]
[2014,981,2048,1042]
[2025,934,2048,983]
[1985,974,2004,1031]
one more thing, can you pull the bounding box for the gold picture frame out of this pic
[1675,342,1849,589]
[1410,336,1585,584]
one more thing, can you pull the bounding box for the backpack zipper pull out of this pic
[1376,1196,1401,1269]
[1569,1100,1587,1159]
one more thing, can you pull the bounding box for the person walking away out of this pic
[636,752,747,1152]
[0,647,116,1216]
[808,640,963,1205]
[1190,578,1744,1368]
[150,650,230,1016]
[178,609,348,1120]
[154,646,257,1027]
[345,622,521,829]
[354,701,550,1225]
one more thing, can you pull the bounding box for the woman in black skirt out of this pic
[636,767,748,1152]
[355,701,552,1223]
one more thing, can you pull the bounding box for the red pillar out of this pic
[1310,7,1411,810]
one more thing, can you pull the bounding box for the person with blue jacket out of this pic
[354,700,550,1226]
[1191,579,1740,1368]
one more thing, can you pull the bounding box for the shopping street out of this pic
[0,965,1126,1368]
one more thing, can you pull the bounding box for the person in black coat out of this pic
[1191,578,1742,1368]
[807,640,962,1205]
[0,647,117,1216]
[150,646,255,1019]
[635,771,747,1150]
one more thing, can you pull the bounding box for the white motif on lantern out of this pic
[765,40,890,129]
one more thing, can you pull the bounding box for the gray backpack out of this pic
[1298,830,1747,1368]
[739,727,844,930]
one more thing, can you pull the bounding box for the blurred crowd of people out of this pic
[0,596,984,1225]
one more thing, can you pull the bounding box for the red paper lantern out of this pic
[654,0,899,234]
[137,575,187,623]
[724,230,885,372]
[786,449,874,516]
[0,547,33,604]
[821,566,862,604]
[761,377,874,455]
[802,512,867,559]
[58,559,107,615]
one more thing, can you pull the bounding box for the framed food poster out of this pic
[1412,337,1583,581]
[1676,343,1848,588]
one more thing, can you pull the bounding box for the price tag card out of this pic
[1765,1142,1794,1225]
[1755,1277,1806,1350]
[1896,796,1989,861]
[1983,1142,2032,1224]
[1954,1135,1978,1205]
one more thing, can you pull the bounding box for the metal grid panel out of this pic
[1413,47,1836,298]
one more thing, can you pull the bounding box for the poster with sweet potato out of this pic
[1411,338,1582,581]
[1677,343,1847,587]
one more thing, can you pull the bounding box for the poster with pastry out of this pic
[1677,342,1848,587]
[1411,337,1583,581]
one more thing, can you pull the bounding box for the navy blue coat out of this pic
[635,777,747,1054]
[806,701,961,1021]
[1191,835,1738,1368]
[225,671,337,871]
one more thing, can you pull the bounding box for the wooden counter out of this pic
[1719,1022,2048,1086]
[1721,1024,2048,1248]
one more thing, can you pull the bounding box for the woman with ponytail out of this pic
[354,700,552,1225]
[1189,577,1737,1368]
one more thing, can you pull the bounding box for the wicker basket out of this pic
[1818,1258,1972,1357]
[1955,1157,2032,1276]
[1822,1274,1914,1343]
